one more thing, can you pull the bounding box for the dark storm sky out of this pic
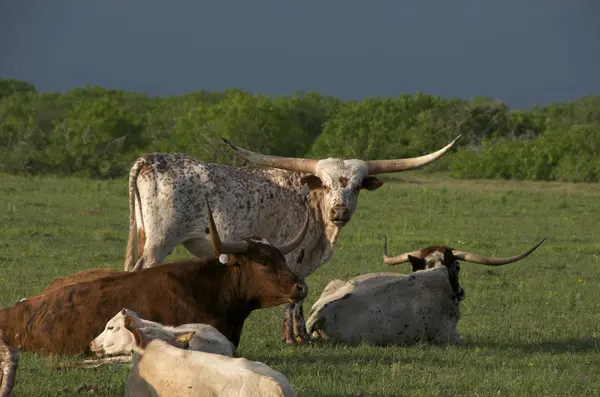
[1,0,599,108]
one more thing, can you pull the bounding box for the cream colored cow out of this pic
[306,238,546,346]
[89,308,237,361]
[123,315,296,397]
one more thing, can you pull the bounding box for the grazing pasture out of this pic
[0,171,599,396]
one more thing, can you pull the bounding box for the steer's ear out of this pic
[300,175,323,190]
[443,248,455,266]
[171,331,196,349]
[361,176,384,191]
[124,315,146,349]
[408,255,426,272]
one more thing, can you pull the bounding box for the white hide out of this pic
[306,265,461,346]
[90,309,236,358]
[126,339,296,397]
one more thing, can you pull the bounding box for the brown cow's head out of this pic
[382,237,547,302]
[203,197,309,307]
[222,136,461,229]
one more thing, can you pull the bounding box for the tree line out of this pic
[1,77,599,182]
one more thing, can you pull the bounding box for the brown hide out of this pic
[39,268,120,294]
[0,257,305,356]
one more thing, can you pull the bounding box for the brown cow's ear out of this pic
[124,315,145,348]
[300,175,323,190]
[172,331,196,349]
[361,176,384,191]
[408,255,426,272]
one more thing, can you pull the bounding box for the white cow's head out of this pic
[89,308,141,356]
[382,237,547,302]
[223,136,461,228]
[89,309,196,356]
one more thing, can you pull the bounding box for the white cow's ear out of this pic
[219,254,229,264]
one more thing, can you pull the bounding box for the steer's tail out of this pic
[0,330,18,397]
[124,156,150,271]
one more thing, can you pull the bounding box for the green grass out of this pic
[1,171,599,396]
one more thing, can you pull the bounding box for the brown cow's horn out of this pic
[451,238,547,266]
[222,138,318,174]
[382,236,423,265]
[367,135,462,175]
[276,207,311,255]
[204,196,249,255]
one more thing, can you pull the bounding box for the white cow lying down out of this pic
[123,315,297,397]
[89,308,237,360]
[306,237,546,346]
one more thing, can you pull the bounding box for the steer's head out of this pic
[203,196,309,307]
[382,237,547,302]
[222,136,461,228]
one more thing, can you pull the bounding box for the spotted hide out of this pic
[123,136,461,344]
[306,237,546,346]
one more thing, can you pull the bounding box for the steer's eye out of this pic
[107,326,114,331]
[322,185,329,192]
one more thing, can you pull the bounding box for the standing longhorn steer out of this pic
[123,135,461,344]
[0,198,309,355]
[306,237,546,346]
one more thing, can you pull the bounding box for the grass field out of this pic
[1,171,599,396]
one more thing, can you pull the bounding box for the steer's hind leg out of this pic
[292,301,312,344]
[281,304,295,345]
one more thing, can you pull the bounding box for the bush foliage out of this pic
[1,77,599,182]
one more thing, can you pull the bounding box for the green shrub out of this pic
[0,76,599,182]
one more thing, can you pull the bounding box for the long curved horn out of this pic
[452,238,546,266]
[276,194,311,255]
[382,236,423,265]
[222,138,318,174]
[367,135,462,175]
[204,196,248,255]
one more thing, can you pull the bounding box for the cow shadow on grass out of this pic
[252,351,407,367]
[461,336,600,355]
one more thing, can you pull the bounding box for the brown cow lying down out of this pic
[0,197,309,356]
[39,268,120,295]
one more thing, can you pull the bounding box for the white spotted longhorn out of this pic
[123,136,461,344]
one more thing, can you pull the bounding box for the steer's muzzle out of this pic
[89,340,103,355]
[289,281,309,302]
[330,205,350,227]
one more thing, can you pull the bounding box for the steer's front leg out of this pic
[292,301,312,344]
[281,303,295,345]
